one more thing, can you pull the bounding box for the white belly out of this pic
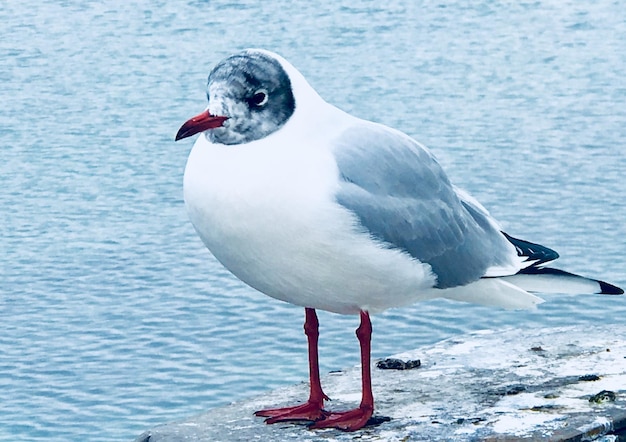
[183,135,437,315]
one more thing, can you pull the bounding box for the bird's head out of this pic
[176,49,297,145]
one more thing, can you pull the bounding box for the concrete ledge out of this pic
[136,325,626,441]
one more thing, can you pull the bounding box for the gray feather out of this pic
[333,123,514,288]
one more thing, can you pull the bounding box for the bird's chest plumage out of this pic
[183,135,341,282]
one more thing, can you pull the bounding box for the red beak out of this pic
[175,110,229,141]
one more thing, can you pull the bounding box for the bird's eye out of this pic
[250,89,269,107]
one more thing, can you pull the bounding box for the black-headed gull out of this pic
[176,49,623,431]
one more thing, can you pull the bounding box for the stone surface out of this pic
[136,325,626,441]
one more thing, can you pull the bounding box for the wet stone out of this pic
[579,374,601,381]
[376,358,421,370]
[589,390,617,403]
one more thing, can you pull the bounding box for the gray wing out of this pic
[333,122,516,289]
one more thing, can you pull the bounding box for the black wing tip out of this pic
[599,280,624,295]
[501,231,559,265]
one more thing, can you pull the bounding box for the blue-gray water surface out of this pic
[1,1,625,441]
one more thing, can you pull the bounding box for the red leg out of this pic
[310,310,374,431]
[255,308,330,423]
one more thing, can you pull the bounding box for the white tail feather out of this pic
[441,278,544,310]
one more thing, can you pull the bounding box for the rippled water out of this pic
[1,1,624,441]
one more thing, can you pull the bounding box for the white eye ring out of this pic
[251,89,269,107]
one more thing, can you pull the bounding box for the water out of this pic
[1,1,624,440]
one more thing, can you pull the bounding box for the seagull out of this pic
[175,49,623,431]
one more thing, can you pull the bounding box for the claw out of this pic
[255,400,328,423]
[308,405,373,431]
